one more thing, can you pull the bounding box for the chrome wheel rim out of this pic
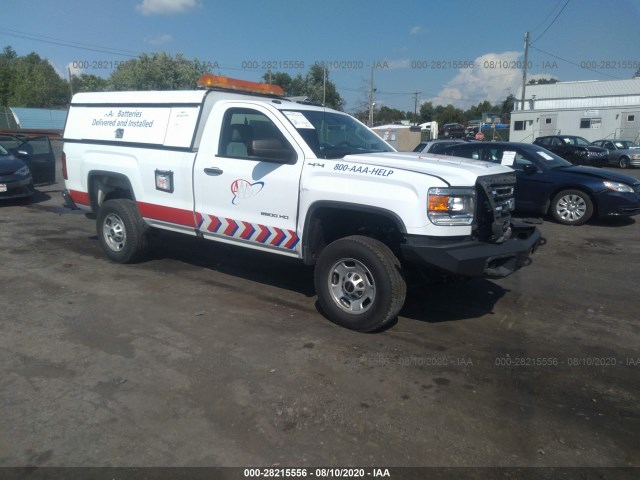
[328,258,376,314]
[103,213,126,252]
[556,194,587,223]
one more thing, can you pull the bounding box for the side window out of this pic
[218,108,296,163]
[485,148,502,162]
[537,137,549,147]
[512,151,535,171]
[447,145,481,160]
[603,141,614,149]
[551,137,562,147]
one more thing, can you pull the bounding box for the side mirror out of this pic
[251,139,295,163]
[522,164,538,174]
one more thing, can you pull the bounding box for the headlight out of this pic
[603,181,634,193]
[630,154,640,160]
[427,187,475,225]
[16,165,30,176]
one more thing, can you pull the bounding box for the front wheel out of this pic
[96,199,149,263]
[619,156,630,169]
[550,189,594,226]
[314,236,406,332]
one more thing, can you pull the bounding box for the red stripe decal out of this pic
[240,221,255,239]
[208,215,222,232]
[256,225,271,243]
[137,202,196,227]
[271,228,285,246]
[284,230,299,249]
[224,218,238,236]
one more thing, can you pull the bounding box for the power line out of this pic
[530,45,622,79]
[0,27,139,57]
[530,0,565,33]
[531,0,571,45]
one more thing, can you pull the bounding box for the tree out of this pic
[419,101,435,122]
[262,71,295,93]
[71,73,109,93]
[465,100,496,122]
[7,52,69,107]
[433,104,465,126]
[108,52,209,91]
[0,46,18,107]
[262,64,344,110]
[527,78,558,85]
[375,106,409,125]
[500,94,516,124]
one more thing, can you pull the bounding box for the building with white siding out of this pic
[0,107,67,130]
[509,78,640,143]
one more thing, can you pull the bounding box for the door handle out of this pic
[204,167,223,176]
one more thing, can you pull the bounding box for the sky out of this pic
[2,0,640,114]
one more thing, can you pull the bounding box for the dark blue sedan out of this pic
[436,141,640,225]
[0,144,34,200]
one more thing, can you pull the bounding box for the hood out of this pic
[342,152,512,186]
[0,154,25,175]
[558,165,640,186]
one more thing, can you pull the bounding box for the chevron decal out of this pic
[197,213,299,250]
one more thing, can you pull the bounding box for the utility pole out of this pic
[368,66,375,127]
[322,64,326,106]
[68,67,74,98]
[520,31,530,111]
[412,91,421,125]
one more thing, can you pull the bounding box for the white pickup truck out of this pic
[62,74,542,332]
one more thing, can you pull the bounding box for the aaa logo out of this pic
[231,179,264,205]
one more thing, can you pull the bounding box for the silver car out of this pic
[591,139,640,169]
[412,138,477,154]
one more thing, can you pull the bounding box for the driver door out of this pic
[193,102,305,256]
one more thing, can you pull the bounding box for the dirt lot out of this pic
[0,152,638,476]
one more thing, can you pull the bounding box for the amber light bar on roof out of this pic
[197,74,285,96]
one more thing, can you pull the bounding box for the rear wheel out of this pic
[619,156,630,169]
[97,199,149,263]
[550,189,593,226]
[314,235,406,332]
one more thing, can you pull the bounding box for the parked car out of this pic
[465,125,481,138]
[0,135,56,185]
[412,138,475,153]
[436,141,640,225]
[533,135,609,167]
[0,143,34,200]
[591,139,640,169]
[438,123,466,138]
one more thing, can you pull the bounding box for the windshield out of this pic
[528,146,572,168]
[412,142,427,152]
[614,141,640,149]
[567,136,591,146]
[282,109,394,159]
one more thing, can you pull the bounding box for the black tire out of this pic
[96,199,149,263]
[619,156,630,169]
[549,189,594,226]
[314,235,406,332]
